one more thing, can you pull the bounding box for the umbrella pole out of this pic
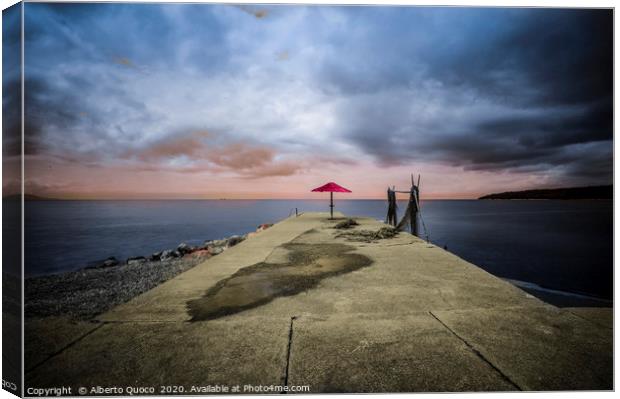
[330,192,334,219]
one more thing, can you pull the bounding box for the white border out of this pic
[0,2,616,399]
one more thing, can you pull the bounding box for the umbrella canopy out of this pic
[311,182,351,219]
[311,182,352,193]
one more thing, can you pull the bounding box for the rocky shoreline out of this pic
[25,223,273,320]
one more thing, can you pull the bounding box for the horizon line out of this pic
[6,195,478,201]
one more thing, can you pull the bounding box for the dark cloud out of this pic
[337,8,613,185]
[501,10,612,107]
[3,4,22,158]
[476,101,613,149]
[2,3,21,59]
[2,78,21,157]
[435,9,613,108]
[23,67,153,162]
[24,76,99,156]
[20,4,613,189]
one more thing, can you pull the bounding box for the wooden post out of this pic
[330,192,334,219]
[409,174,420,237]
[386,189,390,224]
[410,187,419,236]
[386,188,397,226]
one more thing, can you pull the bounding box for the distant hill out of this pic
[479,185,612,200]
[2,194,56,201]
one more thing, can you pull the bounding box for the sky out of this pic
[2,3,613,199]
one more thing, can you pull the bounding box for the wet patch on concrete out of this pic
[187,243,372,321]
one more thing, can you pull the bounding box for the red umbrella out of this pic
[311,182,352,219]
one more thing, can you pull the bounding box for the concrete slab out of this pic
[432,306,613,390]
[27,316,291,391]
[288,313,517,392]
[565,307,613,329]
[25,317,102,371]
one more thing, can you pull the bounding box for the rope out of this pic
[393,193,430,242]
[395,200,412,231]
[418,210,430,243]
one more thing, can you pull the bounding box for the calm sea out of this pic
[24,199,612,302]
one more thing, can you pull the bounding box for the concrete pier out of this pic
[26,213,612,393]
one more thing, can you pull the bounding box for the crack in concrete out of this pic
[428,311,522,391]
[282,316,297,391]
[25,322,105,374]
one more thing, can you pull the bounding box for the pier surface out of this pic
[26,213,612,393]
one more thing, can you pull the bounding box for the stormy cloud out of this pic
[15,3,613,197]
[330,8,612,184]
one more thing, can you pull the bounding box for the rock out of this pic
[104,257,119,267]
[184,249,211,259]
[209,246,224,255]
[172,250,182,258]
[160,250,175,261]
[126,256,147,266]
[257,223,273,232]
[226,235,245,248]
[211,239,227,247]
[177,243,195,255]
[149,252,162,261]
[85,256,119,269]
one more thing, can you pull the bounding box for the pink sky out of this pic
[12,152,561,200]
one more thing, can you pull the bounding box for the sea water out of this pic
[23,199,612,302]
